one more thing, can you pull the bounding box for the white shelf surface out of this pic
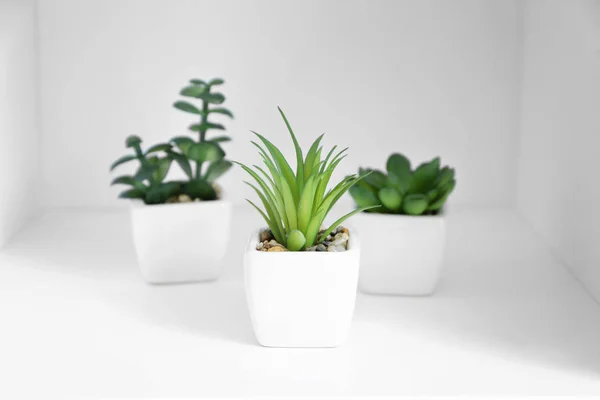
[1,206,600,398]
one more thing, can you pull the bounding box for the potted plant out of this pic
[238,107,377,348]
[109,78,233,284]
[349,153,456,295]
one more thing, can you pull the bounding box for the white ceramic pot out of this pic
[244,228,360,348]
[130,199,232,284]
[352,211,446,295]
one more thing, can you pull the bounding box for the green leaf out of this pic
[197,92,225,104]
[145,143,172,155]
[125,135,142,148]
[110,155,137,171]
[253,131,298,202]
[187,142,225,162]
[363,170,387,190]
[183,179,217,200]
[189,79,206,85]
[207,107,234,118]
[207,78,225,86]
[408,158,440,194]
[180,85,206,97]
[245,181,286,245]
[171,137,194,154]
[189,122,225,132]
[169,152,193,179]
[403,193,429,215]
[135,164,159,182]
[278,107,304,197]
[152,157,172,183]
[378,187,402,212]
[111,175,136,186]
[386,153,411,178]
[428,179,456,211]
[173,101,201,114]
[119,188,145,200]
[297,175,317,233]
[204,160,232,183]
[208,136,232,143]
[349,184,380,208]
[287,230,306,251]
[303,134,324,182]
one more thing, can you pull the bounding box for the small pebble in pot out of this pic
[268,246,287,252]
[178,194,192,203]
[328,245,346,252]
[259,229,274,242]
[315,244,327,251]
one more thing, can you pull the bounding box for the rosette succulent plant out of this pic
[349,153,456,215]
[109,78,233,204]
[237,108,379,251]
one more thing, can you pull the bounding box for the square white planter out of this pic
[352,211,446,295]
[130,199,232,284]
[244,228,360,348]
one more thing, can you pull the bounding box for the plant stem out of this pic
[195,91,209,180]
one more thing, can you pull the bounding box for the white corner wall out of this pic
[38,0,522,209]
[518,0,600,301]
[0,0,39,247]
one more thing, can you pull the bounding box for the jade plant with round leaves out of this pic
[349,153,456,215]
[237,108,379,251]
[109,78,233,204]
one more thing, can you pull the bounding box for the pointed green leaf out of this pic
[145,143,172,155]
[207,107,234,118]
[119,188,145,200]
[110,155,137,171]
[204,160,232,183]
[180,85,206,98]
[317,205,380,243]
[208,78,225,86]
[170,136,194,154]
[189,122,225,132]
[173,101,201,114]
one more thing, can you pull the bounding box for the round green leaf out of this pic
[125,135,142,148]
[378,187,402,212]
[187,142,225,162]
[287,230,306,251]
[403,193,429,215]
[189,79,206,85]
[349,185,380,208]
[408,158,440,194]
[364,170,387,190]
[387,153,411,176]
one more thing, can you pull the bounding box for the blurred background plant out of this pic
[349,153,456,215]
[109,78,233,204]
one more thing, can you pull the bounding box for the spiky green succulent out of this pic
[237,108,378,251]
[349,153,456,215]
[109,78,233,204]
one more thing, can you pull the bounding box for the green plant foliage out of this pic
[109,78,234,204]
[349,153,456,215]
[237,108,379,251]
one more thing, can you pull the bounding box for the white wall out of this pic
[518,0,600,301]
[38,0,522,209]
[0,0,39,247]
